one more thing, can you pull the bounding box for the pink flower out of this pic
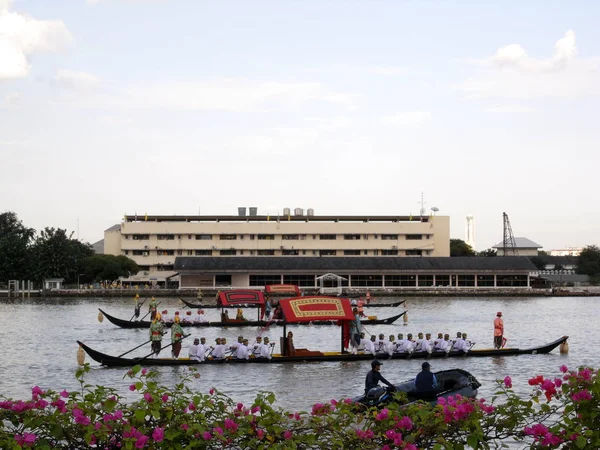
[14,433,36,447]
[202,431,211,440]
[528,375,544,386]
[554,378,562,387]
[60,390,69,398]
[251,405,261,414]
[161,394,169,402]
[344,398,353,404]
[559,365,569,373]
[129,384,136,391]
[141,368,148,375]
[396,416,413,430]
[376,408,389,421]
[209,388,215,395]
[503,376,512,388]
[152,427,164,442]
[188,402,196,411]
[236,402,244,410]
[135,435,149,448]
[224,418,238,432]
[143,393,153,402]
[330,399,338,406]
[382,446,391,450]
[181,424,189,431]
[114,410,123,420]
[31,386,43,399]
[283,430,293,440]
[571,390,592,402]
[213,427,223,435]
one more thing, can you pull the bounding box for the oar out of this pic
[117,338,153,358]
[130,297,148,321]
[135,333,191,362]
[139,301,161,321]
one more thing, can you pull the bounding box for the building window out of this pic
[364,250,369,255]
[219,249,237,255]
[352,275,383,287]
[195,250,212,255]
[124,234,130,240]
[215,274,231,286]
[257,250,275,255]
[195,234,212,240]
[138,265,150,271]
[123,250,129,255]
[418,275,434,287]
[258,234,275,240]
[156,264,174,271]
[373,250,379,255]
[132,234,150,240]
[406,250,423,256]
[132,250,144,256]
[477,275,494,287]
[319,234,336,240]
[406,234,423,240]
[283,275,315,286]
[157,234,175,240]
[381,234,398,240]
[157,250,175,256]
[250,275,281,286]
[176,250,183,255]
[282,250,300,255]
[219,234,237,240]
[186,250,193,255]
[250,234,255,240]
[282,234,299,240]
[320,250,337,256]
[343,234,361,240]
[497,275,528,287]
[457,275,475,287]
[344,250,361,255]
[435,275,450,286]
[386,275,416,287]
[381,250,399,255]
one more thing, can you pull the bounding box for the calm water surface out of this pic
[0,296,597,411]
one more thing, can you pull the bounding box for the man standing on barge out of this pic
[494,312,504,349]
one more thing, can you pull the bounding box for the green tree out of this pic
[82,254,139,282]
[577,245,600,276]
[528,256,546,270]
[477,248,497,257]
[30,227,94,283]
[0,211,35,281]
[450,239,475,256]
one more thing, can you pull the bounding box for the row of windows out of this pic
[125,249,431,256]
[125,233,431,241]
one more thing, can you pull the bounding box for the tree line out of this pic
[0,212,138,285]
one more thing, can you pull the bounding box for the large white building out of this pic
[104,211,451,274]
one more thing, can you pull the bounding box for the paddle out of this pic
[130,297,148,321]
[139,301,161,322]
[117,338,153,358]
[135,333,191,362]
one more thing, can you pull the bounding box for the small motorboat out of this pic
[353,368,481,408]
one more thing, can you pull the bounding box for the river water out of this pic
[0,296,597,412]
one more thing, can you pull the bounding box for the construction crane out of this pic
[502,212,518,256]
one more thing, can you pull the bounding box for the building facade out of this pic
[493,237,542,257]
[104,213,450,274]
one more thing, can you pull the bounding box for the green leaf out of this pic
[576,436,588,448]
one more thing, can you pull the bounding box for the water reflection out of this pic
[0,296,595,412]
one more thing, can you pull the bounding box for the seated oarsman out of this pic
[402,333,416,353]
[415,332,425,352]
[385,335,396,356]
[434,334,450,352]
[193,337,207,362]
[424,333,434,354]
[188,338,200,360]
[364,335,377,355]
[194,309,206,323]
[251,336,263,357]
[230,335,244,352]
[211,338,228,359]
[453,333,466,352]
[357,332,368,352]
[173,311,181,324]
[394,333,406,353]
[376,333,388,355]
[161,310,170,323]
[235,339,250,360]
[459,333,473,352]
[259,337,274,360]
[183,311,193,324]
[433,333,444,349]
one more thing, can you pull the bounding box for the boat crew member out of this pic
[188,338,200,360]
[357,298,366,318]
[170,315,185,359]
[211,338,228,359]
[433,333,444,349]
[196,337,207,361]
[453,333,465,352]
[149,297,158,321]
[252,336,263,357]
[161,310,169,323]
[365,360,394,394]
[272,303,283,320]
[196,289,203,304]
[386,335,396,356]
[133,293,141,320]
[461,333,473,353]
[365,335,377,355]
[358,332,368,352]
[415,332,425,352]
[235,339,250,360]
[402,333,416,353]
[194,309,206,323]
[260,337,274,359]
[395,333,406,353]
[349,307,362,354]
[376,333,388,354]
[434,334,449,352]
[365,290,371,305]
[424,333,433,354]
[183,311,193,323]
[415,362,438,398]
[265,297,272,319]
[236,309,246,321]
[149,313,164,357]
[494,312,504,349]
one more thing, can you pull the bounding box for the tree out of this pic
[81,254,139,282]
[450,239,475,257]
[30,227,94,283]
[0,212,35,281]
[577,245,600,276]
[528,256,547,270]
[477,248,497,257]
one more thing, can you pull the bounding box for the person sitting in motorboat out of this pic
[414,362,438,399]
[365,360,395,395]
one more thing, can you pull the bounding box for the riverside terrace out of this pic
[173,256,539,290]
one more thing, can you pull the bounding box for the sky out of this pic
[1,0,599,251]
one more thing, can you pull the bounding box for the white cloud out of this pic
[485,105,534,113]
[460,31,600,99]
[54,69,100,90]
[0,3,73,80]
[4,91,19,105]
[382,111,431,126]
[367,66,409,76]
[120,79,358,112]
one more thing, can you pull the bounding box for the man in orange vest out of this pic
[494,312,504,349]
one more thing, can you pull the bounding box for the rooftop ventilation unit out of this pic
[249,207,258,216]
[294,208,304,216]
[238,207,247,216]
[307,208,314,216]
[283,207,291,216]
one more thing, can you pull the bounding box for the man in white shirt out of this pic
[358,332,368,352]
[460,333,473,353]
[385,335,396,356]
[211,338,228,359]
[194,337,207,361]
[260,337,274,359]
[376,334,388,355]
[194,310,207,323]
[235,339,250,360]
[183,311,194,324]
[395,333,406,353]
[161,310,171,323]
[188,338,200,360]
[433,333,444,349]
[364,335,377,355]
[423,333,433,354]
[453,333,465,352]
[401,333,416,353]
[415,332,425,352]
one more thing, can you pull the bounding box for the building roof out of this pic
[105,224,121,232]
[174,256,537,272]
[92,239,104,254]
[492,237,542,249]
[124,214,432,223]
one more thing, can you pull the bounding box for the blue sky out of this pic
[1,0,599,250]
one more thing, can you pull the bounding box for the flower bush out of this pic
[0,364,598,449]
